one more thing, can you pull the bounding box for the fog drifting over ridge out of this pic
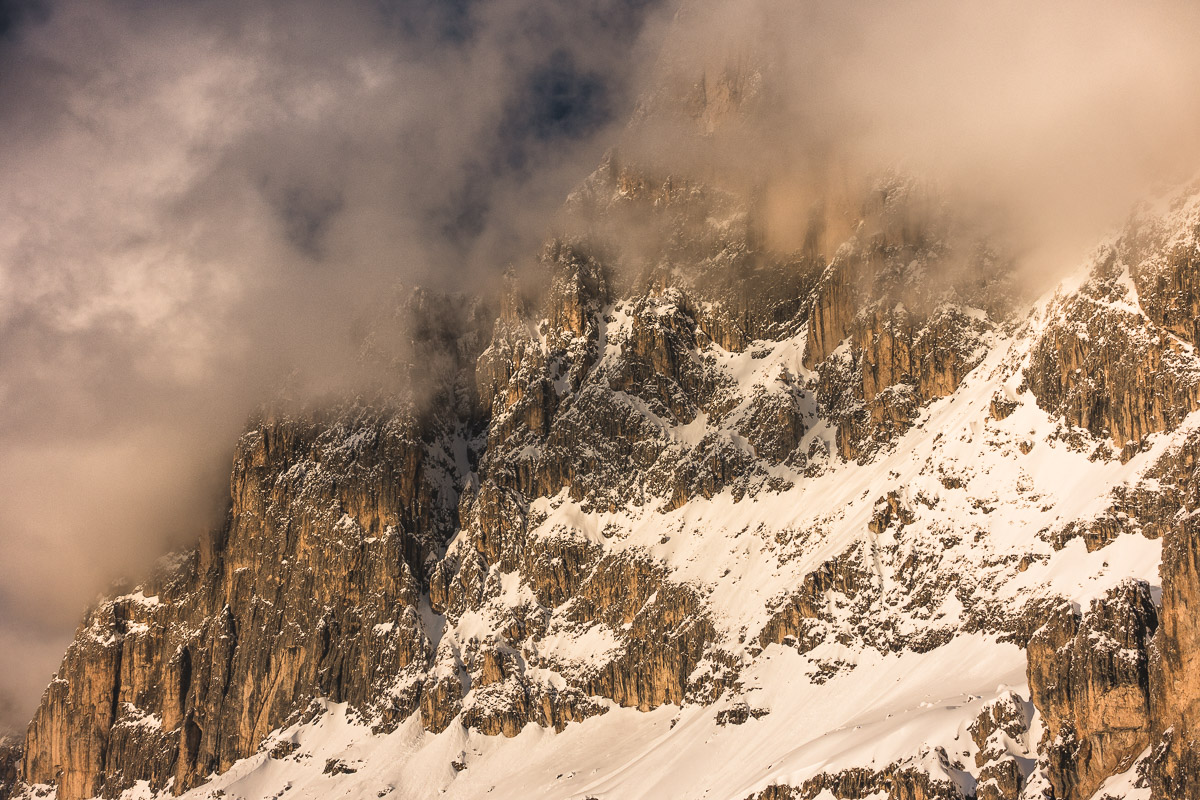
[5,0,1200,735]
[0,0,670,732]
[637,0,1200,287]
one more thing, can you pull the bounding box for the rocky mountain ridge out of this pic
[9,103,1200,800]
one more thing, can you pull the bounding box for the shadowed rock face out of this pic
[0,741,19,800]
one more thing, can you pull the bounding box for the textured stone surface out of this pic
[1026,580,1158,800]
[1148,517,1200,799]
[803,176,1010,460]
[23,404,459,799]
[0,740,20,800]
[747,760,973,800]
[968,693,1033,800]
[1026,217,1200,454]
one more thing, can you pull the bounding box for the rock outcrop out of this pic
[1148,517,1200,799]
[1021,461,1200,799]
[758,546,868,654]
[23,403,462,799]
[748,758,974,800]
[803,176,1011,459]
[969,692,1034,800]
[1026,580,1158,800]
[1027,195,1200,456]
[0,740,20,800]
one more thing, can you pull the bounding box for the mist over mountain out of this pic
[0,0,670,733]
[6,2,1200,800]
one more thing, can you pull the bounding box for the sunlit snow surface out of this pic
[113,638,1021,800]
[99,268,1178,800]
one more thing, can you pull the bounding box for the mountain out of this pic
[7,26,1200,800]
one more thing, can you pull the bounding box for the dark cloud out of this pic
[0,0,46,40]
[517,49,612,145]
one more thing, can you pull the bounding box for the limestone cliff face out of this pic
[1127,187,1200,351]
[1013,328,1200,800]
[16,291,488,800]
[1025,581,1158,800]
[9,160,966,799]
[802,176,1011,460]
[1020,514,1200,800]
[1148,517,1200,799]
[22,405,462,799]
[1026,195,1200,457]
[1017,411,1200,800]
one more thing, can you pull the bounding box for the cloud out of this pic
[7,0,1200,737]
[0,0,670,732]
